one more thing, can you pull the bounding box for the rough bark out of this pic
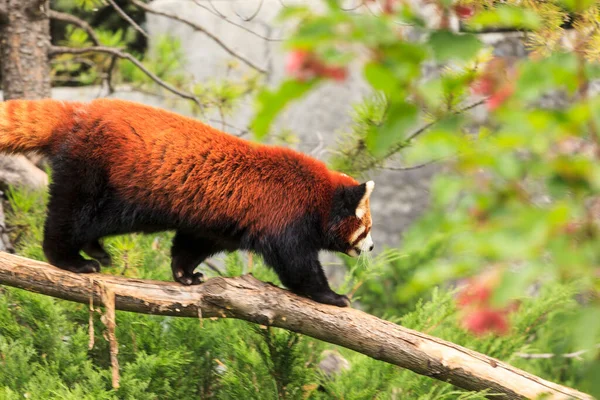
[0,252,592,400]
[0,0,50,195]
[0,0,51,99]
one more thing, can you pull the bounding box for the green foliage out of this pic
[249,1,600,396]
[49,3,263,118]
[252,80,317,140]
[0,187,595,398]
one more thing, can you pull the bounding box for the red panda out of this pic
[0,98,374,307]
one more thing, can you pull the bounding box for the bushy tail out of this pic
[0,99,76,154]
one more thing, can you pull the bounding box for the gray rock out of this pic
[318,350,350,377]
[0,154,48,191]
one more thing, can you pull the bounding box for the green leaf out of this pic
[363,62,396,92]
[366,102,418,157]
[583,360,600,399]
[516,53,579,102]
[492,266,539,306]
[559,0,596,12]
[428,31,481,62]
[251,80,317,140]
[277,5,312,21]
[468,6,541,30]
[574,306,600,360]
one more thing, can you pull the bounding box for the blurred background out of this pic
[0,0,598,398]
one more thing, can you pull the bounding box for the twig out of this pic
[105,55,118,95]
[379,99,487,164]
[48,10,101,46]
[107,0,148,38]
[207,119,249,137]
[0,252,592,400]
[192,0,284,42]
[48,46,203,108]
[384,159,444,171]
[232,0,263,22]
[515,344,600,361]
[130,0,267,74]
[384,156,452,171]
[404,99,486,144]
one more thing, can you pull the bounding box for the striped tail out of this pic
[0,99,77,154]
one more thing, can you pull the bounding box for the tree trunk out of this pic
[0,0,51,99]
[0,0,51,249]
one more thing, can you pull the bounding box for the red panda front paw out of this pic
[308,291,351,307]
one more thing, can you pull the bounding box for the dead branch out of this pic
[0,252,591,400]
[191,0,284,42]
[515,344,600,361]
[48,45,203,108]
[48,10,101,46]
[384,158,446,171]
[105,55,118,95]
[107,0,148,38]
[130,0,267,74]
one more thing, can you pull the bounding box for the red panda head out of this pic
[326,180,375,257]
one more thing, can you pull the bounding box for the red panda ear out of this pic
[337,181,374,216]
[356,181,374,218]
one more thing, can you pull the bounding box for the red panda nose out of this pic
[369,244,374,251]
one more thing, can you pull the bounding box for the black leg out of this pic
[82,239,112,267]
[262,250,350,307]
[43,208,100,274]
[171,232,223,285]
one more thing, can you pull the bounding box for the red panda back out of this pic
[83,99,354,235]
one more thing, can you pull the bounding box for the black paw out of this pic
[173,269,205,286]
[307,291,351,307]
[82,242,112,266]
[55,259,101,273]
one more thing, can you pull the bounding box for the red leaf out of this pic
[454,5,475,20]
[486,84,514,111]
[462,309,510,336]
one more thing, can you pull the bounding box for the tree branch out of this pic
[106,0,148,38]
[0,252,591,400]
[48,45,203,108]
[48,10,101,46]
[130,0,267,74]
[191,0,284,42]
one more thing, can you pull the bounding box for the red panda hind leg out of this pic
[43,224,101,274]
[82,239,112,267]
[170,232,226,285]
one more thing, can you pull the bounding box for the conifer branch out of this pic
[0,252,592,400]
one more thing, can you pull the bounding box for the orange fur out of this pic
[0,99,80,154]
[0,98,359,235]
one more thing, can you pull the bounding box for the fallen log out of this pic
[0,252,592,399]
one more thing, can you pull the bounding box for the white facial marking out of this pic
[355,181,375,218]
[349,225,366,243]
[356,233,373,253]
[356,208,366,219]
